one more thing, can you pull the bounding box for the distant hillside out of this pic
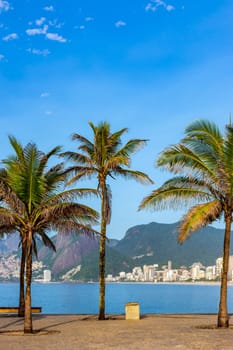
[38,233,99,277]
[69,246,134,281]
[0,233,20,253]
[114,222,232,267]
[0,222,232,280]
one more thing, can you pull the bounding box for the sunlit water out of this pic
[0,282,232,314]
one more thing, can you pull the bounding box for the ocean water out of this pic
[0,282,232,315]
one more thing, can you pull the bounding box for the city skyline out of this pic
[0,251,231,283]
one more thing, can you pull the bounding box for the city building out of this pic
[43,269,51,282]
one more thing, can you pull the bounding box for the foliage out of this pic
[61,121,153,319]
[74,245,134,281]
[140,119,233,328]
[0,136,99,333]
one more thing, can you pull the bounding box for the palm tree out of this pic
[0,175,28,317]
[0,136,99,333]
[139,119,233,328]
[61,121,153,320]
[17,227,57,317]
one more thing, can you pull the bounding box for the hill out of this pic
[114,222,232,267]
[0,222,232,281]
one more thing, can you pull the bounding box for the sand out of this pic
[0,314,232,349]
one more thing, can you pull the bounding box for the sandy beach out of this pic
[0,314,232,349]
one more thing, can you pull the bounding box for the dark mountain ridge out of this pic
[0,222,231,280]
[114,222,231,267]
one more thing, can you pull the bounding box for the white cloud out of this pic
[35,17,46,26]
[46,32,67,43]
[115,20,126,28]
[2,32,18,41]
[0,53,4,60]
[146,1,175,12]
[26,28,44,35]
[26,24,66,43]
[49,19,64,28]
[26,25,48,36]
[166,5,175,11]
[40,92,50,97]
[85,17,94,22]
[145,3,157,12]
[27,48,50,56]
[44,5,54,12]
[0,0,10,13]
[79,25,85,30]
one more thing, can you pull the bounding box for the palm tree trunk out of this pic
[98,181,107,320]
[217,212,232,328]
[24,238,33,334]
[18,243,25,317]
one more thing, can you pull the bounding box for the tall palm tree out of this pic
[0,175,28,317]
[61,121,153,319]
[0,136,99,333]
[139,119,233,328]
[17,227,57,317]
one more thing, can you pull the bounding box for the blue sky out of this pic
[0,0,233,239]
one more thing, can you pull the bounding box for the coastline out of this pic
[1,280,231,286]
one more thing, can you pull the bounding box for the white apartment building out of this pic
[205,266,216,280]
[43,269,51,282]
[216,257,223,277]
[143,265,157,281]
[190,263,204,280]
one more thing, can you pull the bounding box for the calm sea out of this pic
[0,282,233,314]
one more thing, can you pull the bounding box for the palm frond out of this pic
[113,168,153,185]
[36,230,56,252]
[157,143,217,180]
[63,166,98,186]
[72,132,94,151]
[108,127,128,151]
[32,236,38,258]
[60,151,93,166]
[0,180,25,213]
[139,184,211,211]
[7,136,26,166]
[0,206,23,226]
[51,220,99,236]
[116,139,148,159]
[223,124,233,192]
[183,119,223,156]
[39,201,99,225]
[178,200,222,243]
[43,188,99,207]
[38,145,62,175]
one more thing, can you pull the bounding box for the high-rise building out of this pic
[143,265,156,281]
[43,269,51,282]
[216,257,223,277]
[215,256,233,280]
[205,266,216,280]
[190,262,204,280]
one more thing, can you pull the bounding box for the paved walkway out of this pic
[0,314,233,349]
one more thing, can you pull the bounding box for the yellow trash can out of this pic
[125,302,140,320]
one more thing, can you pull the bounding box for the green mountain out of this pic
[1,222,231,281]
[114,222,232,267]
[71,246,134,281]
